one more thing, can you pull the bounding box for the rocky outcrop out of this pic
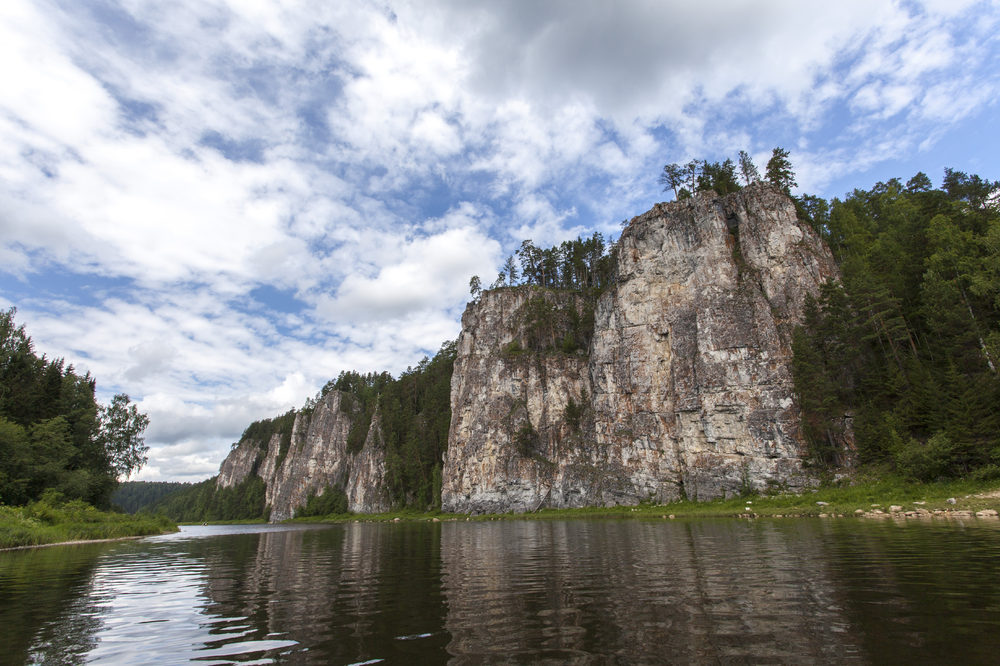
[441,184,838,513]
[216,390,391,521]
[214,184,837,518]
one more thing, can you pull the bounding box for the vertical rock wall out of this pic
[216,390,391,521]
[441,184,838,512]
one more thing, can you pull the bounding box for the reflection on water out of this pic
[440,520,861,663]
[2,519,1000,663]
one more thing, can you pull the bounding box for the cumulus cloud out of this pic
[1,0,998,480]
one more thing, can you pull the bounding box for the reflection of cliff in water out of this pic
[440,520,864,663]
[198,523,451,663]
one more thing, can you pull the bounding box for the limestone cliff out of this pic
[441,184,838,513]
[214,184,836,518]
[216,390,391,521]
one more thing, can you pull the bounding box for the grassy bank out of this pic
[0,499,178,550]
[288,476,1000,524]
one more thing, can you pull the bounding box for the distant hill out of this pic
[112,481,192,513]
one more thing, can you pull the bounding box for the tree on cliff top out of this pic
[738,150,761,186]
[659,163,684,199]
[765,147,797,194]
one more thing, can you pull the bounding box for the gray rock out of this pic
[442,184,838,513]
[216,390,391,522]
[215,184,840,518]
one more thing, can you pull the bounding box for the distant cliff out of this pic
[217,390,390,521]
[441,184,838,512]
[215,183,838,519]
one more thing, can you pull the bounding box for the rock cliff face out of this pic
[216,390,391,521]
[214,184,837,518]
[441,184,838,513]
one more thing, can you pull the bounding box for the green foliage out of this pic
[737,150,760,186]
[506,292,597,356]
[0,494,175,549]
[502,340,525,356]
[792,169,1000,479]
[294,485,348,518]
[96,394,149,479]
[111,481,190,513]
[895,432,955,482]
[240,409,296,449]
[697,159,741,196]
[564,394,586,433]
[240,409,297,472]
[149,476,268,522]
[765,147,797,193]
[378,341,456,510]
[0,308,148,507]
[331,371,393,454]
[662,157,744,199]
[496,233,615,292]
[514,421,539,457]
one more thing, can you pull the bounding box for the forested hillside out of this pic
[792,169,1000,480]
[0,309,150,508]
[112,480,190,513]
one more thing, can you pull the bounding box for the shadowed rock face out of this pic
[217,390,391,522]
[442,184,838,513]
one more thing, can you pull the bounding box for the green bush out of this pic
[895,432,956,481]
[295,485,349,518]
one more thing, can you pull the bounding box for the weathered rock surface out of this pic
[441,184,838,513]
[216,390,390,521]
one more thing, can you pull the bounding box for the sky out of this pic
[2,0,999,483]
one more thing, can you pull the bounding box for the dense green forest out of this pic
[792,169,1000,481]
[0,309,150,508]
[111,480,190,513]
[148,476,268,522]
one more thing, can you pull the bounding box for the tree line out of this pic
[659,147,796,199]
[792,168,1000,481]
[111,480,189,513]
[0,309,150,508]
[471,232,616,300]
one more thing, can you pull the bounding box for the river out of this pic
[2,518,1000,664]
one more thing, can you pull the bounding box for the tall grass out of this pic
[0,497,177,549]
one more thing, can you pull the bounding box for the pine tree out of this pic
[765,147,797,193]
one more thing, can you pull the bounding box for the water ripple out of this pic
[3,519,1000,663]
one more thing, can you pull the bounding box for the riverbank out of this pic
[289,476,1000,524]
[0,500,178,550]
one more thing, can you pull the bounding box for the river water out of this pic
[2,518,1000,664]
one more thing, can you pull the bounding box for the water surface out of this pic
[2,518,1000,663]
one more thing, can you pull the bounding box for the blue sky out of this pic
[2,0,999,482]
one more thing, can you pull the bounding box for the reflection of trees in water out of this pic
[198,524,450,663]
[10,521,998,663]
[439,520,865,663]
[0,544,109,664]
[824,521,1000,664]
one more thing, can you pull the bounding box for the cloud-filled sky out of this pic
[2,0,999,482]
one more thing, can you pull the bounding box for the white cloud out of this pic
[316,224,501,322]
[1,0,998,481]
